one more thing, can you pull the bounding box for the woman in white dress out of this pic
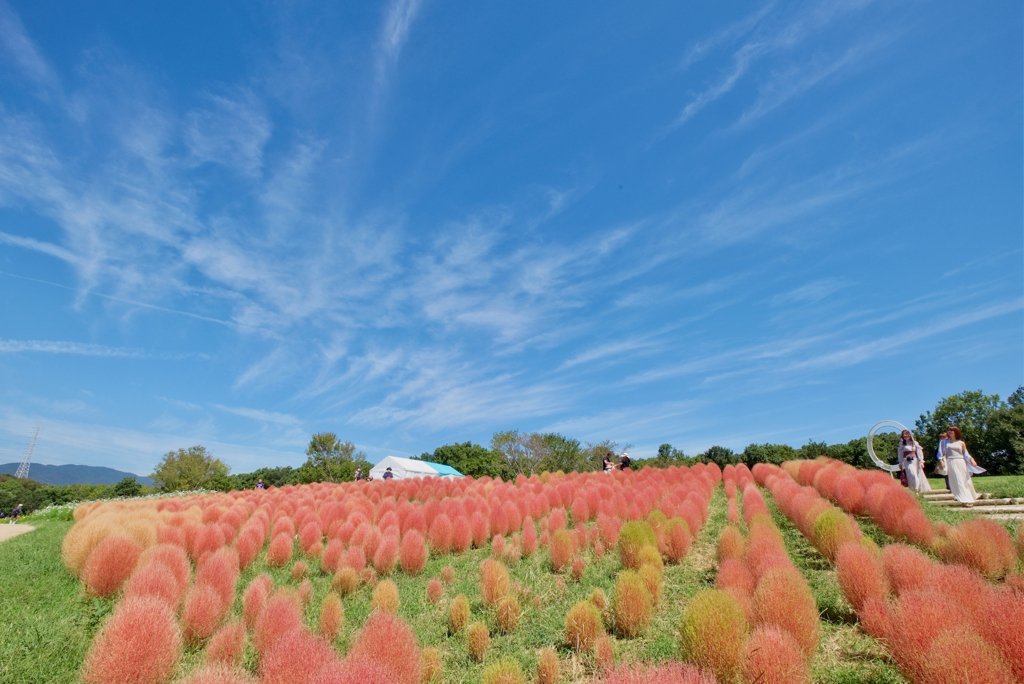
[898,430,931,493]
[943,426,978,506]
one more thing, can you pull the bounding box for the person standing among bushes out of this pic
[935,431,950,489]
[898,430,931,493]
[9,503,23,523]
[603,452,614,474]
[944,426,979,506]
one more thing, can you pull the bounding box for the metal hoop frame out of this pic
[867,420,907,472]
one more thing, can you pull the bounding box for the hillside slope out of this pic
[0,463,154,486]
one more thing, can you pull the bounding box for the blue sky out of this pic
[0,0,1020,476]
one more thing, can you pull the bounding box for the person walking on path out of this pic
[355,466,363,481]
[943,426,979,506]
[898,430,931,493]
[936,432,950,489]
[8,503,23,523]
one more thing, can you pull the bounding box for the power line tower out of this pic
[14,423,41,480]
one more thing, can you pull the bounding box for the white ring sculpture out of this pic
[867,420,906,472]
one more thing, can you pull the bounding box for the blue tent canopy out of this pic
[423,461,464,477]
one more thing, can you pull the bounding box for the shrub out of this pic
[372,579,400,613]
[236,527,264,570]
[82,534,143,598]
[319,592,344,641]
[550,530,575,572]
[981,586,1024,683]
[889,589,960,678]
[422,647,442,683]
[613,522,652,571]
[400,531,428,575]
[373,536,400,575]
[182,583,228,643]
[638,563,663,607]
[203,620,246,667]
[594,634,615,673]
[253,592,304,656]
[452,515,473,553]
[565,600,604,651]
[661,518,691,564]
[832,476,866,515]
[80,595,181,684]
[521,517,538,556]
[590,587,609,612]
[290,561,309,581]
[471,512,490,548]
[858,596,893,641]
[141,544,190,594]
[592,664,716,684]
[449,594,471,634]
[937,519,1018,580]
[536,647,559,684]
[679,589,748,683]
[344,545,366,572]
[260,626,339,684]
[266,534,293,568]
[242,574,273,629]
[426,577,444,604]
[715,558,755,595]
[482,659,524,684]
[332,567,360,596]
[921,627,1015,684]
[346,611,424,684]
[835,542,888,612]
[741,626,809,684]
[881,543,933,596]
[753,567,819,658]
[571,558,586,582]
[428,514,454,555]
[123,561,184,608]
[441,565,456,586]
[717,526,744,562]
[480,558,511,607]
[614,570,653,638]
[466,621,490,662]
[298,579,313,606]
[322,539,344,573]
[492,534,507,558]
[496,595,522,633]
[811,510,858,563]
[898,508,935,547]
[597,513,621,546]
[177,664,254,684]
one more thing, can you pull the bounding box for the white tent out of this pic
[369,455,464,480]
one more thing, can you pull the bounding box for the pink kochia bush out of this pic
[81,595,181,684]
[400,530,428,575]
[82,534,143,598]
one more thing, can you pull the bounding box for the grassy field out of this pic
[2,475,1022,684]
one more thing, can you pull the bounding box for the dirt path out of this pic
[0,525,34,543]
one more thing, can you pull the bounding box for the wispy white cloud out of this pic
[0,338,141,357]
[0,0,61,98]
[213,404,303,427]
[184,90,272,178]
[772,278,847,305]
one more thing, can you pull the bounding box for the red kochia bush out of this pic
[981,586,1024,683]
[593,664,716,684]
[565,600,604,651]
[452,515,473,553]
[196,547,239,608]
[716,558,755,595]
[832,476,866,515]
[123,561,184,608]
[253,593,304,655]
[373,535,399,575]
[521,517,538,556]
[889,589,961,679]
[182,583,227,643]
[742,626,810,684]
[204,620,246,667]
[428,514,454,555]
[177,664,254,684]
[480,558,511,607]
[345,612,423,684]
[921,627,1015,684]
[81,595,181,684]
[882,543,933,596]
[82,534,143,598]
[550,529,575,573]
[470,512,490,548]
[266,533,293,568]
[753,567,819,658]
[260,626,340,684]
[718,525,744,562]
[400,530,428,575]
[614,570,653,638]
[661,518,692,564]
[322,539,344,573]
[319,592,344,641]
[937,519,1018,579]
[835,542,888,612]
[858,596,893,641]
[242,574,273,629]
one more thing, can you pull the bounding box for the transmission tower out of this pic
[14,423,41,480]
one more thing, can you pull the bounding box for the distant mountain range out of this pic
[0,463,155,486]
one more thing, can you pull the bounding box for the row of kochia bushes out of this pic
[753,461,1024,684]
[780,457,1022,580]
[674,464,821,684]
[61,464,732,684]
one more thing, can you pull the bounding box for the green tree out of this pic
[152,446,229,492]
[426,442,501,478]
[297,433,368,483]
[986,387,1024,475]
[742,443,796,466]
[112,476,143,498]
[698,445,740,467]
[490,430,535,478]
[915,390,1005,466]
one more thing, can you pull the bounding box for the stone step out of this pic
[929,497,1023,508]
[922,489,951,495]
[922,492,993,501]
[961,505,1024,516]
